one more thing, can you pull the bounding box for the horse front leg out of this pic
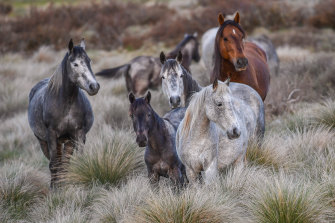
[73,129,86,153]
[47,130,61,188]
[168,166,184,188]
[203,160,218,185]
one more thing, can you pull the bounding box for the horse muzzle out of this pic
[234,58,248,71]
[227,127,241,140]
[170,96,181,108]
[87,82,100,95]
[136,134,147,147]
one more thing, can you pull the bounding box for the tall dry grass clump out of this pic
[62,128,144,187]
[29,185,99,222]
[91,177,151,223]
[0,162,48,221]
[126,185,245,223]
[248,176,332,223]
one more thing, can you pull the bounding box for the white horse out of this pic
[176,79,264,184]
[201,25,279,76]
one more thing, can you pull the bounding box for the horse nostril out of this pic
[176,97,181,103]
[170,97,173,104]
[89,83,94,90]
[243,58,248,66]
[233,127,241,137]
[97,83,100,89]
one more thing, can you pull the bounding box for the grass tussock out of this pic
[91,177,150,223]
[127,186,245,223]
[63,128,144,188]
[0,162,48,221]
[248,177,332,223]
[29,185,99,222]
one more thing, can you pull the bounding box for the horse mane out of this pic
[212,20,246,80]
[181,66,202,105]
[180,85,212,139]
[167,35,197,59]
[48,52,69,94]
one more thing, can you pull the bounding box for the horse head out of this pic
[205,78,241,139]
[160,51,185,108]
[66,39,100,95]
[128,91,155,147]
[216,12,248,71]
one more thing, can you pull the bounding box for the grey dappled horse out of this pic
[176,79,264,184]
[96,33,200,96]
[28,39,100,187]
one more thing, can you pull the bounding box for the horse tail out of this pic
[95,64,130,78]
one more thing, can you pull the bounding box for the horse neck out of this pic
[147,111,168,151]
[60,57,79,99]
[221,58,237,79]
[187,104,211,139]
[182,67,202,105]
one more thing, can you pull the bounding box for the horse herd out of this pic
[28,12,276,187]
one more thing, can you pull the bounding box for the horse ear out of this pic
[193,32,198,38]
[218,13,225,26]
[213,77,218,91]
[224,77,230,86]
[80,38,85,50]
[145,91,151,104]
[160,51,166,65]
[176,51,183,64]
[129,92,135,104]
[68,38,74,53]
[234,12,240,24]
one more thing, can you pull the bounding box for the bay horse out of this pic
[211,12,270,101]
[160,51,202,108]
[128,91,186,186]
[176,79,265,184]
[28,39,100,187]
[96,33,200,96]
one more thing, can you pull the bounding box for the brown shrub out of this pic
[309,0,335,29]
[0,3,12,15]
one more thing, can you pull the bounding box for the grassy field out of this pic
[1,0,335,222]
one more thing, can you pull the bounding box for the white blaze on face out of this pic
[233,29,236,35]
[71,58,97,91]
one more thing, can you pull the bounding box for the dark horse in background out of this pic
[211,12,270,101]
[28,39,100,187]
[97,33,200,96]
[128,91,186,185]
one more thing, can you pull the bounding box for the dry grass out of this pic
[62,127,144,188]
[1,2,335,220]
[248,176,332,223]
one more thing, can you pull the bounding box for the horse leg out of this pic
[203,160,218,185]
[74,130,86,153]
[36,137,49,160]
[168,166,184,187]
[63,140,75,167]
[47,131,62,188]
[185,166,199,184]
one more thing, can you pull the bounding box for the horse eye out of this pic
[74,63,78,67]
[161,76,165,79]
[180,74,184,78]
[147,113,151,117]
[217,103,223,107]
[223,37,228,42]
